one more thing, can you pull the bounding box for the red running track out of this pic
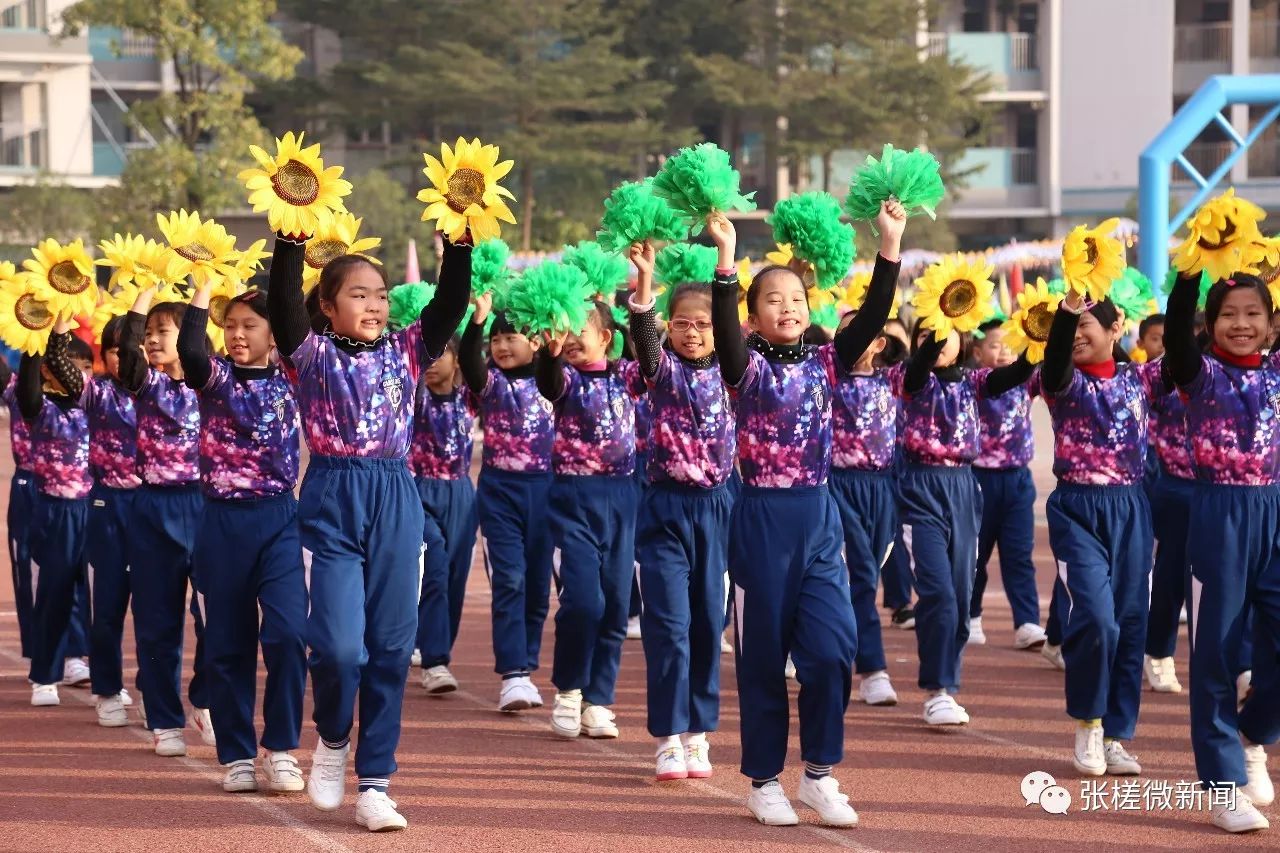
[0,415,1275,852]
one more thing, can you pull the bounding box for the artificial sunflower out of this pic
[206,277,248,354]
[91,281,140,344]
[301,212,383,293]
[239,131,352,237]
[156,210,238,287]
[1172,189,1267,281]
[232,239,271,286]
[0,272,57,355]
[22,238,97,319]
[0,261,17,288]
[910,254,995,341]
[417,137,517,243]
[97,234,181,290]
[842,270,902,318]
[1061,217,1126,302]
[1001,277,1063,365]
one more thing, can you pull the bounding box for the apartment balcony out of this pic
[0,122,44,173]
[926,32,1041,98]
[1173,23,1232,95]
[0,0,89,64]
[92,140,154,177]
[89,26,163,88]
[948,146,1046,217]
[1252,18,1280,74]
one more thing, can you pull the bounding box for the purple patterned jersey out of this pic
[479,370,554,473]
[731,346,837,488]
[831,369,896,472]
[4,375,32,470]
[135,369,201,486]
[1035,365,1150,486]
[283,326,430,459]
[30,398,91,499]
[1138,360,1194,480]
[626,360,652,455]
[195,359,300,500]
[974,381,1036,469]
[83,376,142,490]
[890,366,985,467]
[1181,355,1280,485]
[410,383,475,481]
[550,364,639,477]
[643,352,736,488]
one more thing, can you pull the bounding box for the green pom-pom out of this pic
[650,143,756,233]
[389,281,436,330]
[1111,268,1156,325]
[845,144,946,228]
[810,302,841,331]
[1162,268,1213,309]
[503,261,591,336]
[562,240,630,300]
[608,329,625,361]
[471,238,512,296]
[596,179,688,254]
[611,304,629,328]
[1045,278,1067,296]
[767,192,856,289]
[653,243,718,319]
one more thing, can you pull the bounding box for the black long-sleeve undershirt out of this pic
[535,347,565,402]
[16,353,43,421]
[629,304,663,379]
[1164,272,1203,388]
[985,356,1036,397]
[1039,306,1083,396]
[711,272,746,386]
[178,304,212,391]
[459,319,488,394]
[0,355,12,391]
[903,333,946,394]
[834,254,901,372]
[117,311,150,394]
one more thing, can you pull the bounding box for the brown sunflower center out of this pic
[15,293,53,331]
[305,239,351,270]
[940,279,977,318]
[1198,219,1237,251]
[445,167,486,214]
[272,159,321,206]
[1084,238,1099,266]
[1259,254,1280,284]
[48,260,90,295]
[176,242,215,263]
[209,295,231,327]
[1022,302,1055,342]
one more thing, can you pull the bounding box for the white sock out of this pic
[681,732,707,747]
[656,735,682,752]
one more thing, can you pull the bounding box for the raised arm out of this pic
[419,237,472,359]
[1039,291,1084,395]
[983,355,1036,397]
[534,339,567,402]
[117,288,154,394]
[16,352,43,421]
[459,295,489,395]
[626,240,662,378]
[1163,271,1202,388]
[178,283,213,391]
[834,200,906,370]
[42,322,84,400]
[903,332,946,394]
[266,234,309,358]
[0,354,12,390]
[707,213,747,386]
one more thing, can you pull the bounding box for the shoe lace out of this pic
[658,746,683,765]
[685,742,707,762]
[1105,740,1136,762]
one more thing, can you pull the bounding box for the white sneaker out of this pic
[1143,655,1182,693]
[1104,739,1142,775]
[923,692,967,726]
[967,617,987,645]
[525,677,544,708]
[307,741,349,811]
[96,693,128,727]
[193,707,216,746]
[1073,725,1105,776]
[154,728,187,757]
[581,704,619,738]
[62,657,90,687]
[746,780,799,826]
[1211,793,1270,833]
[626,616,642,640]
[797,775,859,827]
[355,789,407,832]
[1242,739,1275,807]
[721,634,734,654]
[1042,643,1065,671]
[1238,670,1253,707]
[410,648,422,668]
[1179,606,1188,625]
[550,690,582,738]
[119,687,134,707]
[421,665,458,695]
[31,683,59,707]
[684,740,712,778]
[655,744,688,781]
[222,759,258,792]
[499,677,534,712]
[784,656,797,680]
[858,671,898,706]
[263,750,305,793]
[1013,623,1048,650]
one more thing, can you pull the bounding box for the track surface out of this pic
[0,409,1274,852]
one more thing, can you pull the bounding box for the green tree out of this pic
[346,167,431,284]
[61,0,304,223]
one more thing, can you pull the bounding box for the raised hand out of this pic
[877,198,907,262]
[473,291,493,325]
[706,212,737,268]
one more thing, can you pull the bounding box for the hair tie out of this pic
[1226,278,1239,287]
